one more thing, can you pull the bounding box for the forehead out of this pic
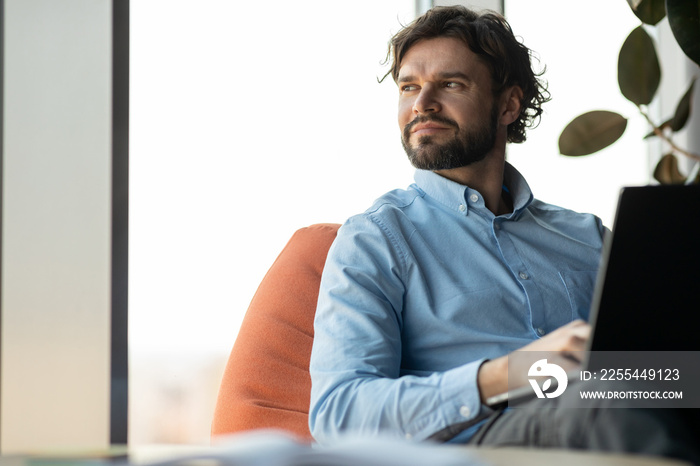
[397,36,488,81]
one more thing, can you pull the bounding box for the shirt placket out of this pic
[490,219,548,337]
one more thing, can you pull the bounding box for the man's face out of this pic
[397,37,499,170]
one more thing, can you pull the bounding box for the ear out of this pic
[499,86,523,126]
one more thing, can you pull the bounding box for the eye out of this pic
[400,84,418,93]
[444,81,462,89]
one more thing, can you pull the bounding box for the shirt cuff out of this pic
[405,358,488,440]
[437,357,489,425]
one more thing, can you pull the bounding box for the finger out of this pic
[566,319,589,329]
[563,328,590,354]
[559,320,591,340]
[570,323,591,340]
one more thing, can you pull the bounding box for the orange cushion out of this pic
[211,223,340,442]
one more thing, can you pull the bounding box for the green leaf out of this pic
[653,153,686,184]
[618,26,661,106]
[669,78,696,131]
[627,0,667,25]
[644,79,695,137]
[643,120,671,138]
[643,127,661,139]
[559,110,628,156]
[666,0,700,66]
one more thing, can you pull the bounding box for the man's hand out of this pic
[477,320,591,403]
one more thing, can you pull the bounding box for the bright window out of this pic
[130,0,415,444]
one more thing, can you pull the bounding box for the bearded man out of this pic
[308,6,699,463]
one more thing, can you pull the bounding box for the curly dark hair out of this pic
[384,6,550,144]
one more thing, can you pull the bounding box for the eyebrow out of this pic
[438,71,471,81]
[397,71,472,83]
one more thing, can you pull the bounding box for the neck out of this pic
[435,152,511,216]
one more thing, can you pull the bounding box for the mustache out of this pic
[404,115,459,136]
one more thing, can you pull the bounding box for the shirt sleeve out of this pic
[308,213,487,444]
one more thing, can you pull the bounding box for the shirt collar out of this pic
[412,162,534,218]
[502,162,535,215]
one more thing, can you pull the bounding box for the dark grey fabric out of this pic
[468,381,700,464]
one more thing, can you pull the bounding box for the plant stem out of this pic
[639,107,700,162]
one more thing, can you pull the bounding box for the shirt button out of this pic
[405,433,413,440]
[458,204,466,212]
[519,271,529,280]
[459,405,471,418]
[469,194,479,203]
[537,327,546,336]
[494,222,500,230]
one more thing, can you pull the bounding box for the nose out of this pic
[413,84,441,115]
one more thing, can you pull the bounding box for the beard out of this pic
[401,104,500,171]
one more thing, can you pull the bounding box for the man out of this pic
[308,5,698,461]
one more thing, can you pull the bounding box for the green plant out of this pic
[558,0,700,184]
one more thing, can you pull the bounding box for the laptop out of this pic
[485,183,700,408]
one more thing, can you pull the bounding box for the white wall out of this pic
[1,0,112,453]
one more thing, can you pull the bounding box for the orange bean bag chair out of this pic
[211,223,340,442]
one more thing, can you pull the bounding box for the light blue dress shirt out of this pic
[309,163,606,444]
